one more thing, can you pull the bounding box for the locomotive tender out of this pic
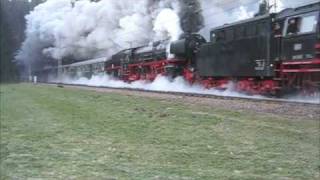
[51,2,319,95]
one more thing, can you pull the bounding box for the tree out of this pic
[0,0,44,82]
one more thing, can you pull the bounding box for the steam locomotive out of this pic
[40,2,320,96]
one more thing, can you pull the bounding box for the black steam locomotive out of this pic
[171,2,319,95]
[42,2,319,95]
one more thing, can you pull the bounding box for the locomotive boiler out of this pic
[104,35,206,82]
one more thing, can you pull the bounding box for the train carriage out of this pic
[61,57,107,79]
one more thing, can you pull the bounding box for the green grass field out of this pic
[0,84,319,179]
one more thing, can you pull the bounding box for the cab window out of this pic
[285,12,318,36]
[300,14,317,33]
[286,17,300,35]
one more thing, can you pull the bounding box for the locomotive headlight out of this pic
[270,64,274,67]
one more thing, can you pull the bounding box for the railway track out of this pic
[44,82,320,107]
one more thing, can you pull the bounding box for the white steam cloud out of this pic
[17,0,317,63]
[153,8,183,42]
[60,74,264,99]
[59,74,320,104]
[16,0,182,63]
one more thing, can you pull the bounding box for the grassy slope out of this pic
[0,84,319,179]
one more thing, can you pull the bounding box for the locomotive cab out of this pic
[272,2,320,92]
[275,3,320,62]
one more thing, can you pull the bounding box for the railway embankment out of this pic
[1,83,319,179]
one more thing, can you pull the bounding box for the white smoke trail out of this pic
[283,94,320,104]
[58,74,320,104]
[60,74,264,99]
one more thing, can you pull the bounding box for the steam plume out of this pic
[16,0,182,66]
[17,0,316,65]
[178,0,204,34]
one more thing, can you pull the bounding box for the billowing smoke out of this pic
[178,0,204,34]
[153,8,182,42]
[16,0,183,66]
[61,74,264,99]
[17,0,317,65]
[59,74,319,104]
